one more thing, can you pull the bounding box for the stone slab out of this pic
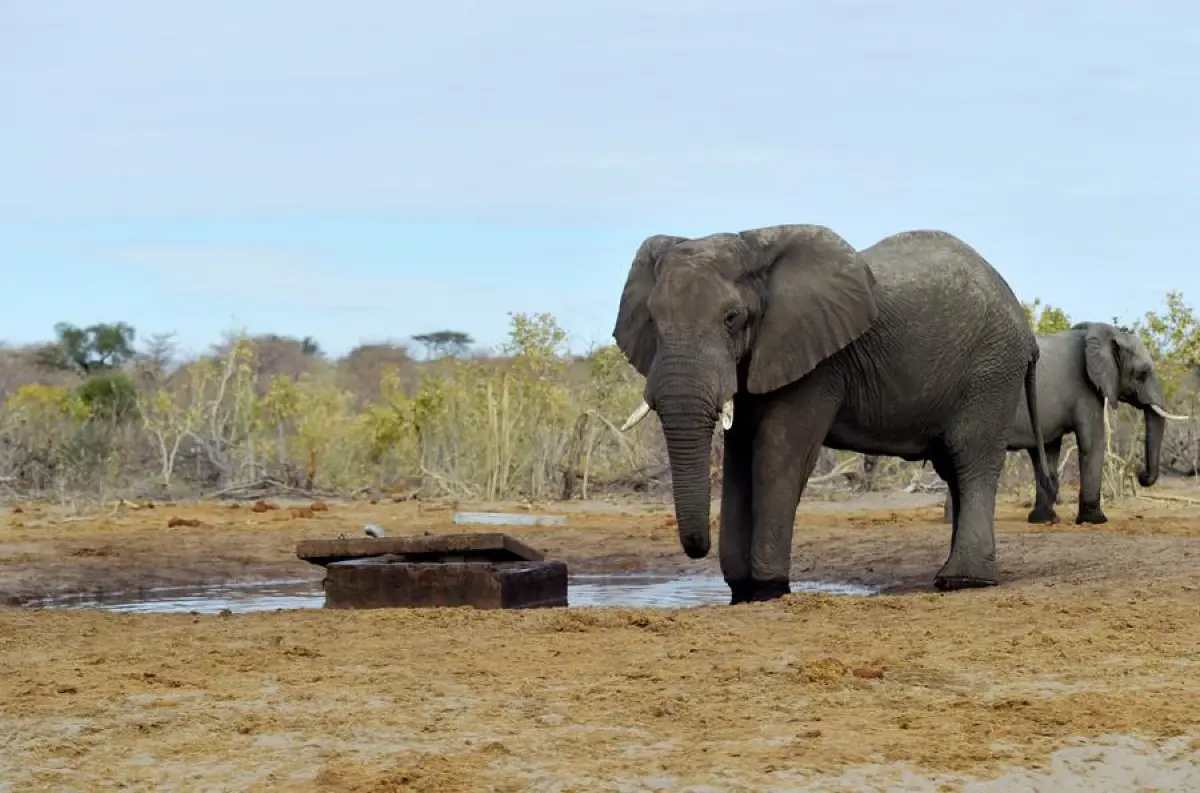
[296,532,544,567]
[322,558,568,610]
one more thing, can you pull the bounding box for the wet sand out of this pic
[1,487,1197,791]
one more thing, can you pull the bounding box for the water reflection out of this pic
[25,573,876,614]
[32,579,322,614]
[568,573,875,607]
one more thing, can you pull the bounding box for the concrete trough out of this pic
[297,532,566,610]
[323,556,568,610]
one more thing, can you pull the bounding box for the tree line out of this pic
[0,292,1197,505]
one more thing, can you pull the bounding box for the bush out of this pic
[0,313,661,503]
[1,296,1197,506]
[76,371,139,422]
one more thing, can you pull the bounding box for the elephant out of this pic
[613,224,1058,604]
[930,321,1188,525]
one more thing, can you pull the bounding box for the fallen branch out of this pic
[807,458,859,485]
[584,464,671,493]
[418,466,480,500]
[209,477,343,501]
[1134,492,1200,505]
[905,477,948,494]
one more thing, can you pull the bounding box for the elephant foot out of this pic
[727,578,791,605]
[728,579,755,604]
[1026,505,1060,525]
[933,558,998,592]
[1075,504,1108,525]
[934,575,997,591]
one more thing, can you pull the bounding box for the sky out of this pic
[2,0,1198,359]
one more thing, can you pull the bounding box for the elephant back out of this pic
[857,229,1035,356]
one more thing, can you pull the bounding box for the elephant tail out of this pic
[1024,346,1059,504]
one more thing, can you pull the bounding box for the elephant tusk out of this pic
[720,399,734,431]
[1150,404,1190,421]
[620,400,652,431]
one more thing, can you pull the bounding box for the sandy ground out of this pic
[1,484,1198,791]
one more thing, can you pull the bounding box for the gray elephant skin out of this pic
[934,321,1187,525]
[613,225,1058,604]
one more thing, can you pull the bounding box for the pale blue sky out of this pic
[2,0,1197,358]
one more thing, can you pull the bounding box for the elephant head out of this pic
[613,225,880,558]
[1077,321,1187,487]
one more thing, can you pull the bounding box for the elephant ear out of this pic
[1081,322,1120,404]
[612,234,686,377]
[739,225,880,394]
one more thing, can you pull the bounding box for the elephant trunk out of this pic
[648,350,725,559]
[1139,406,1165,487]
[659,405,717,558]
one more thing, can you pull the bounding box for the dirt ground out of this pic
[1,483,1197,791]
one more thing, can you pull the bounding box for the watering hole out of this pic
[21,574,878,614]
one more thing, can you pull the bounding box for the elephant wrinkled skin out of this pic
[931,321,1188,525]
[612,225,1057,604]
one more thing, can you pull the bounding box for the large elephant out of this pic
[933,321,1188,524]
[613,225,1057,604]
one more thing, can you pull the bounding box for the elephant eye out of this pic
[723,308,744,332]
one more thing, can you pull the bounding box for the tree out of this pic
[36,321,137,374]
[141,332,179,370]
[132,332,180,386]
[412,330,474,359]
[1131,290,1200,399]
[212,333,321,382]
[337,342,416,403]
[1023,299,1072,335]
[139,373,205,491]
[300,336,323,356]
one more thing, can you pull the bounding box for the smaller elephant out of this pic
[938,321,1187,524]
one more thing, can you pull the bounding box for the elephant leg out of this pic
[933,433,1006,591]
[1076,423,1108,524]
[930,453,961,528]
[719,414,756,604]
[742,389,838,602]
[1026,438,1062,524]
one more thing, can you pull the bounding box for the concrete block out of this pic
[452,512,568,526]
[323,557,568,610]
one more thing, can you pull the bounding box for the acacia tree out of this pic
[412,330,474,359]
[37,322,137,374]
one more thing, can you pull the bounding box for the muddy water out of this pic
[569,573,876,606]
[25,574,877,614]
